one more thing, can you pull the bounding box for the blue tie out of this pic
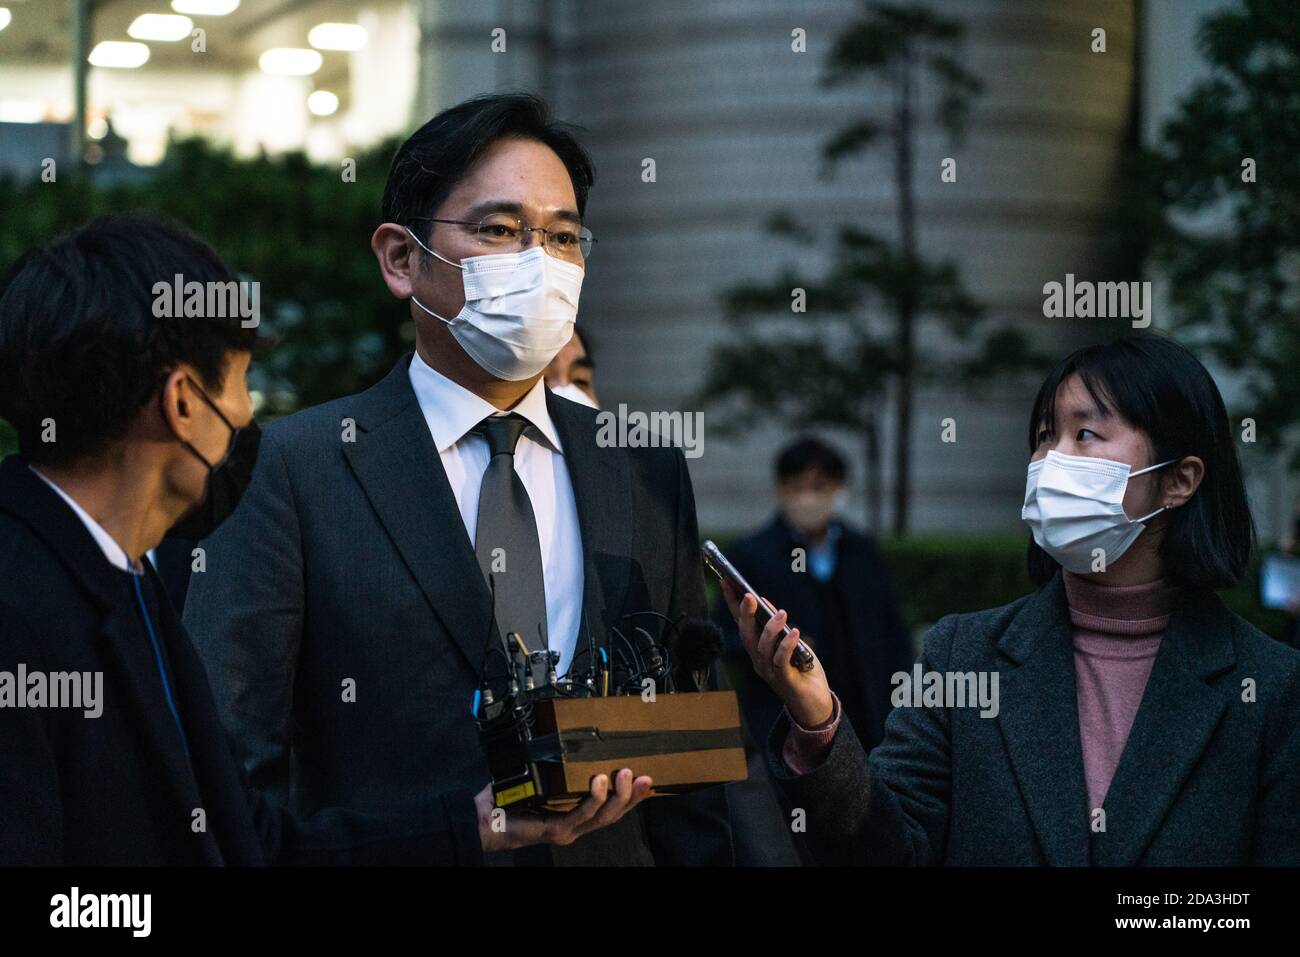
[131,572,191,760]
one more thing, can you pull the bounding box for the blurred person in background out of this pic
[545,324,598,408]
[714,436,913,754]
[712,436,912,866]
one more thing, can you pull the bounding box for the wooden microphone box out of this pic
[495,690,748,810]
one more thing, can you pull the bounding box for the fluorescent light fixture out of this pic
[89,41,151,69]
[307,22,367,52]
[0,100,43,123]
[258,48,322,76]
[307,90,339,117]
[0,8,12,33]
[129,13,193,42]
[171,0,240,14]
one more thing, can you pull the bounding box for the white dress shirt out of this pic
[407,352,585,676]
[30,466,142,574]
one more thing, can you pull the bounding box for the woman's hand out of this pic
[720,580,834,728]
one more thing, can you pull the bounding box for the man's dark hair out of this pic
[382,92,596,236]
[1026,333,1255,590]
[776,436,849,484]
[0,214,260,466]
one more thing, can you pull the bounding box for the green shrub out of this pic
[0,418,15,458]
[0,137,409,420]
[882,534,1290,639]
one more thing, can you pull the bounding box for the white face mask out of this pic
[782,490,845,537]
[550,382,598,409]
[406,227,583,381]
[1021,450,1178,574]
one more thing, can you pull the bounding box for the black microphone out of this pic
[675,617,723,692]
[477,575,504,709]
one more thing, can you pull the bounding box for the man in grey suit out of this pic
[184,93,733,865]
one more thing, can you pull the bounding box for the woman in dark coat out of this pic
[721,334,1300,865]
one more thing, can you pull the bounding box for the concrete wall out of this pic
[413,0,1148,536]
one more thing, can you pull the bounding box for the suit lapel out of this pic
[146,564,255,863]
[338,360,636,683]
[547,389,632,673]
[0,458,216,861]
[341,356,495,678]
[99,590,221,863]
[1091,588,1235,866]
[995,574,1091,865]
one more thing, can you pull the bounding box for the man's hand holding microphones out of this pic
[472,575,833,853]
[475,769,654,853]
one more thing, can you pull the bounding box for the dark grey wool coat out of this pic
[766,572,1300,866]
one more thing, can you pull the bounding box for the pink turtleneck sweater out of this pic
[784,573,1176,811]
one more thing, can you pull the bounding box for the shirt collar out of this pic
[407,350,563,454]
[29,466,141,574]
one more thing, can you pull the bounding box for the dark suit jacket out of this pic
[152,535,198,614]
[765,572,1300,865]
[712,515,913,752]
[0,455,479,865]
[183,354,733,866]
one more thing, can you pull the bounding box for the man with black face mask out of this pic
[150,376,262,613]
[0,215,476,864]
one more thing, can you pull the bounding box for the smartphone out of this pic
[702,540,815,673]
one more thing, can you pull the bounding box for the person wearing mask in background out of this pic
[183,93,732,866]
[713,437,913,755]
[0,216,497,864]
[723,334,1300,866]
[545,324,598,408]
[711,437,913,866]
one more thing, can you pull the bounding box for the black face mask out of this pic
[165,376,262,541]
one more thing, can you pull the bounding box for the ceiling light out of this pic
[171,0,240,15]
[0,9,12,33]
[89,41,151,69]
[0,100,43,123]
[259,48,322,76]
[307,23,367,52]
[129,13,193,42]
[307,90,339,116]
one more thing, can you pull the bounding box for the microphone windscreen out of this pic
[676,617,723,673]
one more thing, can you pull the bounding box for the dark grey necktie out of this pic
[472,413,548,650]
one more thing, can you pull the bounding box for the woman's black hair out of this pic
[1026,333,1254,589]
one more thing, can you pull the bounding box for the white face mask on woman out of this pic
[1021,450,1179,573]
[406,227,583,381]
